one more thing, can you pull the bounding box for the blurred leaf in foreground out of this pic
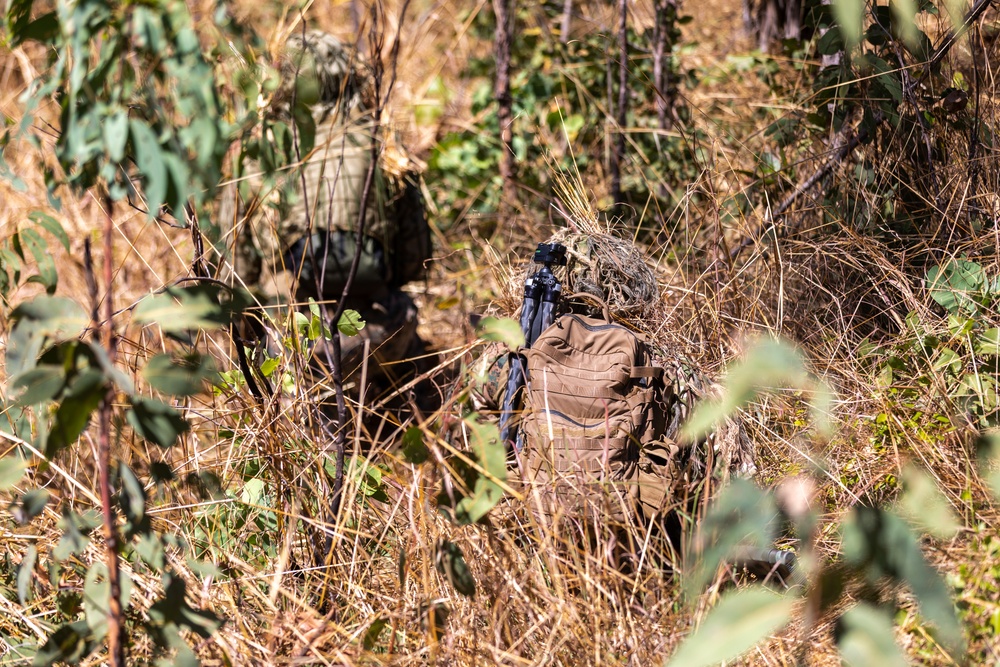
[664,588,794,667]
[836,603,910,667]
[683,337,834,442]
[896,464,960,540]
[476,316,525,349]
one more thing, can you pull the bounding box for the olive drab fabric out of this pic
[228,30,430,303]
[517,313,681,520]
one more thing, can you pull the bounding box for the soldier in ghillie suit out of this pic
[223,30,430,391]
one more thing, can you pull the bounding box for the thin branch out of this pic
[96,194,125,667]
[493,0,515,202]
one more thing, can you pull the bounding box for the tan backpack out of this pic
[517,312,680,519]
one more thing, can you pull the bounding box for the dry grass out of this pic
[3,0,1000,665]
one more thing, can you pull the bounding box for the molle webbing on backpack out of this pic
[521,314,666,477]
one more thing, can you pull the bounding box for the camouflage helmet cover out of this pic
[274,30,372,114]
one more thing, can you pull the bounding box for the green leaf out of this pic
[134,285,250,332]
[240,477,265,505]
[978,433,1000,501]
[836,603,909,667]
[127,397,190,448]
[684,479,779,597]
[897,465,960,539]
[975,328,1000,356]
[53,510,100,561]
[32,620,94,666]
[476,316,525,349]
[831,0,865,47]
[259,356,280,378]
[926,260,986,316]
[137,533,166,571]
[21,226,57,294]
[841,506,964,657]
[29,211,70,253]
[942,0,966,32]
[83,561,132,640]
[442,415,507,525]
[11,365,65,407]
[363,617,388,651]
[47,368,107,457]
[0,456,28,490]
[12,488,50,525]
[149,572,224,638]
[10,295,88,339]
[684,337,834,441]
[17,545,36,605]
[401,426,429,464]
[130,119,167,215]
[337,309,366,336]
[665,588,794,667]
[118,462,146,529]
[435,539,476,597]
[103,110,129,163]
[142,352,218,396]
[890,0,920,53]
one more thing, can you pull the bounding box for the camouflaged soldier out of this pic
[227,30,431,386]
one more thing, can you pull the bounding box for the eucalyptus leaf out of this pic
[21,227,57,294]
[831,0,865,47]
[53,511,98,561]
[665,588,794,667]
[841,506,964,657]
[10,295,88,339]
[836,603,910,667]
[103,109,129,162]
[11,365,66,407]
[12,488,50,525]
[438,415,507,525]
[126,397,190,448]
[0,456,28,490]
[684,478,779,598]
[134,285,250,332]
[17,545,36,605]
[118,462,147,529]
[33,620,94,666]
[28,211,70,253]
[47,367,107,457]
[130,119,167,215]
[896,465,960,539]
[683,338,831,441]
[142,352,217,396]
[149,572,224,638]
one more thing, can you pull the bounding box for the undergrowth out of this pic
[1,0,1000,665]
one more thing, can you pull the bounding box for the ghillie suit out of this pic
[474,196,755,539]
[220,30,430,387]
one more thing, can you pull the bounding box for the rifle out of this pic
[498,242,567,451]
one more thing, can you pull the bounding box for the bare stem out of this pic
[493,0,515,203]
[97,194,125,667]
